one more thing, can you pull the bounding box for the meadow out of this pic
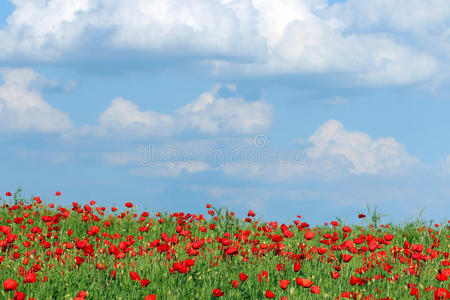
[0,190,449,300]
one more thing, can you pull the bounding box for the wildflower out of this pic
[130,271,140,281]
[280,279,290,290]
[3,279,18,291]
[239,273,248,282]
[212,288,224,297]
[265,290,275,298]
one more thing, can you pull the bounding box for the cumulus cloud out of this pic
[221,119,418,180]
[176,84,272,135]
[80,84,272,139]
[0,68,73,133]
[94,97,175,138]
[306,120,418,175]
[0,0,446,85]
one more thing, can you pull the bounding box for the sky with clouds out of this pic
[1,0,449,224]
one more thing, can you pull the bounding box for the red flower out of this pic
[130,271,140,281]
[311,286,321,294]
[271,234,283,242]
[358,213,366,218]
[144,296,157,300]
[332,270,342,279]
[239,273,248,282]
[280,279,290,290]
[342,254,353,262]
[296,278,313,288]
[304,231,315,240]
[140,279,150,287]
[212,288,224,297]
[3,279,18,291]
[5,192,12,197]
[55,191,61,196]
[350,275,364,286]
[247,210,256,217]
[384,234,394,241]
[265,290,275,298]
[125,202,133,208]
[436,273,448,281]
[14,292,26,300]
[294,263,302,272]
[24,272,37,284]
[206,203,211,208]
[231,280,239,288]
[434,288,450,300]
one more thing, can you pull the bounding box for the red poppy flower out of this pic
[280,279,290,290]
[304,231,315,240]
[14,292,26,300]
[212,288,224,297]
[434,288,450,300]
[350,276,364,286]
[5,192,12,197]
[331,271,341,279]
[311,286,321,294]
[384,234,394,241]
[55,191,61,196]
[436,273,448,281]
[24,273,37,284]
[296,278,313,288]
[140,279,150,287]
[144,295,157,300]
[3,279,18,291]
[342,254,353,262]
[239,273,248,282]
[130,271,140,281]
[125,202,133,208]
[265,290,275,298]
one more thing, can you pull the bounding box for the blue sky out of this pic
[0,0,449,224]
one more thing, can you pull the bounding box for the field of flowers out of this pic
[0,190,449,300]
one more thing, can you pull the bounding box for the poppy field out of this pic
[0,191,449,300]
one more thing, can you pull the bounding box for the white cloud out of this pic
[329,0,450,38]
[0,68,73,133]
[80,84,272,139]
[176,84,272,135]
[94,97,175,138]
[307,120,418,174]
[220,119,418,181]
[0,0,446,86]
